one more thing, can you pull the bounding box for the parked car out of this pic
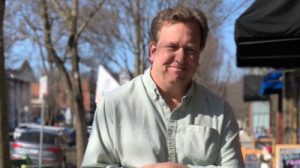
[10,128,70,168]
[13,123,65,140]
[13,124,31,140]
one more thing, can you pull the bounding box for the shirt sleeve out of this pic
[81,99,121,168]
[217,102,245,168]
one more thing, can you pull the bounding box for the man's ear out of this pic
[149,41,156,63]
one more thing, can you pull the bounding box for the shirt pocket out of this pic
[176,125,220,165]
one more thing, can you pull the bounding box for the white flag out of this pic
[39,76,47,99]
[95,65,120,106]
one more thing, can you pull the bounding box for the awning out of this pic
[235,0,300,68]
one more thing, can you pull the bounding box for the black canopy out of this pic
[235,0,300,67]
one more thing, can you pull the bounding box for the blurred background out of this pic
[1,0,300,168]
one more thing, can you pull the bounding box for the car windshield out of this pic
[18,132,56,144]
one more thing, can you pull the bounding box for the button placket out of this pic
[166,118,177,162]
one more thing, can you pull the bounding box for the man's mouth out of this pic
[168,65,187,70]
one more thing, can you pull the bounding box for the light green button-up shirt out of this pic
[82,68,244,168]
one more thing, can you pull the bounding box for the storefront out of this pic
[235,0,300,144]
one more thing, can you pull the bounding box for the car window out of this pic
[18,132,56,144]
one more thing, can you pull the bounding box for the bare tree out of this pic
[103,0,152,78]
[4,0,117,166]
[5,0,108,166]
[38,0,107,166]
[0,0,10,167]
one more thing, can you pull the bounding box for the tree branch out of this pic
[40,0,73,91]
[51,0,71,29]
[22,14,48,74]
[77,0,105,39]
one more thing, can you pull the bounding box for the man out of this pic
[82,6,244,168]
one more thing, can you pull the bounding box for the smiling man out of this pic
[82,6,244,168]
[149,21,201,111]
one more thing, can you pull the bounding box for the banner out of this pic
[39,76,47,99]
[95,65,120,105]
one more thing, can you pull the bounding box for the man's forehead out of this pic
[158,21,198,34]
[153,22,201,50]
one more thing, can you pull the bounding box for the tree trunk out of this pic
[73,94,87,167]
[69,0,88,166]
[0,0,11,167]
[40,1,88,166]
[133,0,142,76]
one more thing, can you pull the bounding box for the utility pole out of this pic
[297,69,300,144]
[283,71,298,144]
[0,0,11,167]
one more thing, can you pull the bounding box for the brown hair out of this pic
[150,6,209,51]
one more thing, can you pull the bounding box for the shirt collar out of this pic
[142,67,159,101]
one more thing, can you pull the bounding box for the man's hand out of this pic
[141,162,188,168]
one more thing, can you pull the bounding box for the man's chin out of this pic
[168,75,189,84]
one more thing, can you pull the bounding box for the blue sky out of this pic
[218,0,254,81]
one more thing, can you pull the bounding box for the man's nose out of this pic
[175,48,185,63]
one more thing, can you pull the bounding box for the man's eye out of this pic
[185,48,197,55]
[166,46,177,51]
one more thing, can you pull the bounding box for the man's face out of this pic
[150,22,201,88]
